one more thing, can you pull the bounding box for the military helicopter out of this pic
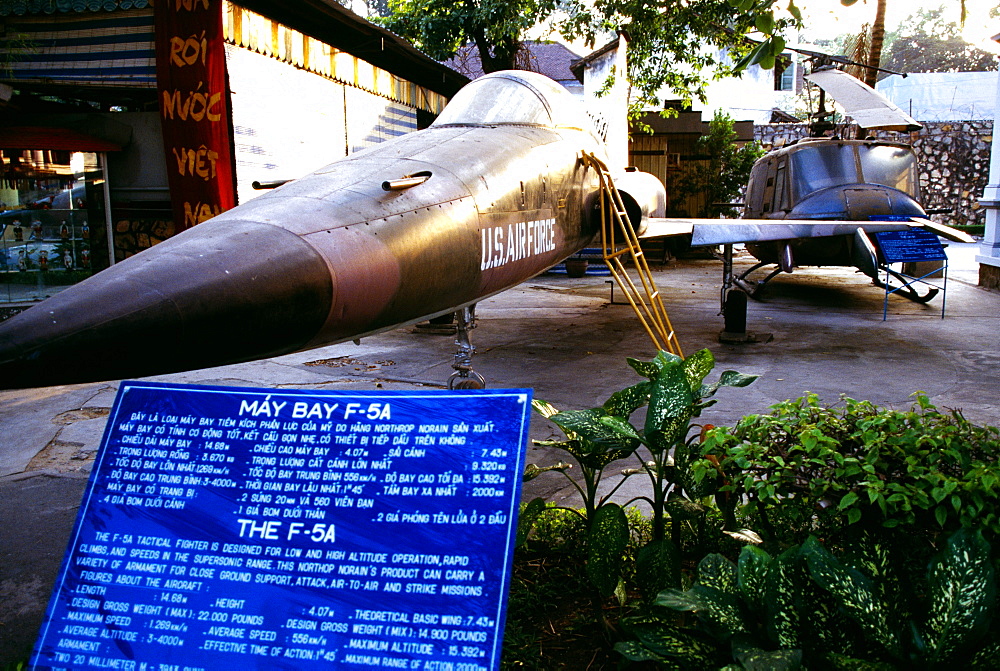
[717,66,970,302]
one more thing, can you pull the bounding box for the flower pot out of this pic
[564,258,588,277]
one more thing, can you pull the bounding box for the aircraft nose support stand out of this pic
[448,306,486,389]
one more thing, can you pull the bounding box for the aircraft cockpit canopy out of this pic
[432,70,595,133]
[789,141,919,201]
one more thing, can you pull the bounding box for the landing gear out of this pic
[731,261,783,297]
[718,245,772,344]
[447,306,486,389]
[724,242,795,299]
[873,266,940,303]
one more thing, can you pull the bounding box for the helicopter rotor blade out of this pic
[806,67,921,132]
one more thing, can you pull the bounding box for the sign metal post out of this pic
[873,229,949,320]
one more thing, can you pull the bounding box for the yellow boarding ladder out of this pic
[583,152,683,357]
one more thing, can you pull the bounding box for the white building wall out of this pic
[226,45,418,206]
[698,62,798,124]
[878,72,998,122]
[581,42,630,170]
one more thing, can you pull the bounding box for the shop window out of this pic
[0,150,110,304]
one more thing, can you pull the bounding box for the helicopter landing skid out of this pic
[873,266,939,304]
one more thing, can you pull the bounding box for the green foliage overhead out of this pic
[559,0,797,109]
[881,6,998,77]
[379,0,558,74]
[379,0,800,112]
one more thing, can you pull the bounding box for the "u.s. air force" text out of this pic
[480,219,556,271]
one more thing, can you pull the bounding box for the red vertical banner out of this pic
[154,0,237,229]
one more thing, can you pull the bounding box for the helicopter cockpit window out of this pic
[789,144,858,201]
[857,145,919,197]
[774,160,788,212]
[431,72,592,130]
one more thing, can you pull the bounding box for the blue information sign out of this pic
[32,382,533,670]
[874,229,947,263]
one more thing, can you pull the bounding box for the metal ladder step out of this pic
[583,152,683,357]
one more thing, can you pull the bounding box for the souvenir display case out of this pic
[0,150,111,304]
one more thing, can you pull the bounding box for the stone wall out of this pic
[754,121,993,229]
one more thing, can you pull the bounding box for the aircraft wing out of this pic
[640,217,975,246]
[907,217,976,243]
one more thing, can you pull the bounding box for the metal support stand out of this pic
[720,243,734,311]
[881,262,948,320]
[718,244,772,344]
[448,305,486,389]
[722,289,748,334]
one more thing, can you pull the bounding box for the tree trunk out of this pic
[865,0,886,88]
[473,29,518,73]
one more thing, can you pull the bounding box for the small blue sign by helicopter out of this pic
[874,228,947,264]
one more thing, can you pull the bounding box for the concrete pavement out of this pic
[2,242,998,661]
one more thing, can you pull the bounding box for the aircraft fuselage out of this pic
[743,138,925,269]
[0,117,605,388]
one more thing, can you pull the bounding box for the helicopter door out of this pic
[746,159,769,218]
[759,159,778,216]
[773,159,789,215]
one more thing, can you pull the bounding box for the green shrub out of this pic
[503,504,654,670]
[617,529,1000,670]
[694,393,1000,547]
[526,350,756,602]
[511,358,1000,668]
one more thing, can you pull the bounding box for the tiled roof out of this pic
[444,41,583,84]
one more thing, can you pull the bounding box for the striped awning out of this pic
[0,1,150,16]
[1,7,156,87]
[223,2,450,114]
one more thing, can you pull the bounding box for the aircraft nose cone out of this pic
[0,220,333,389]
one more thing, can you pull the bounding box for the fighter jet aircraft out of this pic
[0,71,667,390]
[0,69,968,390]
